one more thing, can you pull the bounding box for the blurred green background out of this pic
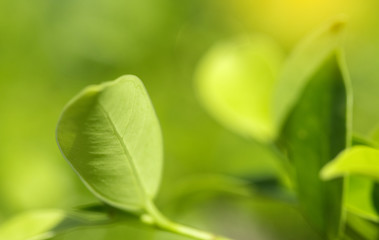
[1,0,379,239]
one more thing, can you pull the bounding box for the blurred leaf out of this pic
[273,17,346,129]
[49,221,156,240]
[321,146,379,181]
[166,174,295,207]
[345,210,379,240]
[195,35,284,142]
[321,146,379,227]
[56,75,163,213]
[326,135,379,232]
[0,209,110,240]
[74,203,147,226]
[346,135,379,225]
[75,203,110,214]
[0,210,64,240]
[278,53,349,238]
[243,175,295,203]
[345,176,379,225]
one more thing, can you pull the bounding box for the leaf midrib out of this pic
[98,102,147,205]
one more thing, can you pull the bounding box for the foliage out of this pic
[194,17,379,240]
[56,76,163,213]
[2,6,379,240]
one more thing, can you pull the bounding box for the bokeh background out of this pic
[1,0,379,239]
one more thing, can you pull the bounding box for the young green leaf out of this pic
[342,136,379,225]
[273,17,346,129]
[0,209,110,240]
[0,210,64,240]
[345,176,379,224]
[321,146,379,181]
[56,75,163,213]
[324,137,379,233]
[345,211,379,240]
[278,53,349,238]
[195,35,284,142]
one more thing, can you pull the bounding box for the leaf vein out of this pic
[98,102,147,203]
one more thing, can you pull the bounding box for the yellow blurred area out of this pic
[226,0,368,46]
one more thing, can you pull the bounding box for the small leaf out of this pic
[56,75,163,213]
[0,210,64,240]
[278,53,348,238]
[345,135,379,223]
[195,35,284,142]
[322,146,379,228]
[345,176,379,223]
[273,17,347,129]
[345,210,379,240]
[0,209,110,240]
[327,136,379,232]
[321,146,379,181]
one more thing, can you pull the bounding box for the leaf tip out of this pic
[328,16,347,34]
[115,74,141,84]
[320,164,337,181]
[83,84,103,94]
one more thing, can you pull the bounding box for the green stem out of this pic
[143,200,233,240]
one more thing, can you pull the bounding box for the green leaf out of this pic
[195,35,284,142]
[0,209,110,240]
[273,17,347,129]
[345,211,379,240]
[166,174,295,206]
[345,137,379,224]
[321,146,379,181]
[277,52,349,238]
[0,210,64,240]
[345,176,379,223]
[56,75,163,213]
[346,210,379,240]
[49,223,156,240]
[321,145,379,232]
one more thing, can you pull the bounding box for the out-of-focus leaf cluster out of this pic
[2,0,379,240]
